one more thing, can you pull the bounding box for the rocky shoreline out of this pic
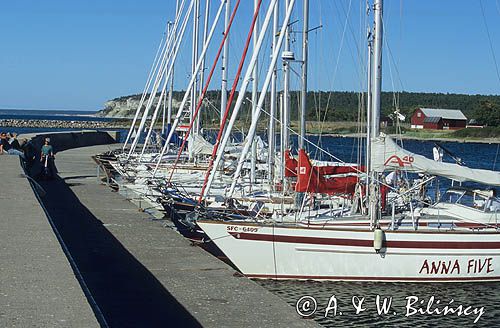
[0,119,130,130]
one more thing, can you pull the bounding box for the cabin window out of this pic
[486,198,500,213]
[417,112,421,117]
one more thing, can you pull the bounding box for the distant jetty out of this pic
[0,119,129,130]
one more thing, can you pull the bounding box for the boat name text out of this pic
[226,225,259,233]
[418,258,494,275]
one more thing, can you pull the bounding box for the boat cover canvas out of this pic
[191,134,214,155]
[371,135,500,186]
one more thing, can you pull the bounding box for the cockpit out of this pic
[441,188,500,213]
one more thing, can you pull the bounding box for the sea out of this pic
[3,109,500,327]
[0,108,126,139]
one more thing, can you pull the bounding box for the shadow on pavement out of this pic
[35,175,202,328]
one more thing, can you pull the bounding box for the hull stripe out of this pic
[247,274,500,281]
[229,232,500,249]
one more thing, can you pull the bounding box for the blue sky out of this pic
[0,0,499,111]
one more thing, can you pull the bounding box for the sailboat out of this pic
[197,0,500,282]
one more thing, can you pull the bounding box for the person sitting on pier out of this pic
[8,133,22,150]
[0,132,25,159]
[40,138,56,178]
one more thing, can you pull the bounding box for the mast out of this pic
[123,32,166,151]
[220,0,230,125]
[162,21,174,135]
[371,0,382,139]
[295,0,309,207]
[299,0,309,149]
[167,1,180,130]
[190,0,200,160]
[369,0,383,227]
[130,0,192,158]
[197,0,210,132]
[153,0,227,173]
[250,0,259,185]
[201,0,280,199]
[365,25,373,203]
[281,0,291,191]
[268,0,279,188]
[227,0,298,196]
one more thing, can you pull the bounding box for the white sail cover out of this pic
[371,135,500,186]
[191,134,214,155]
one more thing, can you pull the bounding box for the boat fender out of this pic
[373,228,385,253]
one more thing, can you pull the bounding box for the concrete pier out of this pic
[1,135,318,327]
[0,155,99,327]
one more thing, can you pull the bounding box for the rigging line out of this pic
[337,0,370,89]
[166,0,243,184]
[318,0,353,140]
[479,0,500,89]
[259,105,362,172]
[259,105,412,190]
[199,0,264,203]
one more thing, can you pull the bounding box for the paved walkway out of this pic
[19,144,318,328]
[0,155,99,327]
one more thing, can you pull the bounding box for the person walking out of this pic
[40,138,56,178]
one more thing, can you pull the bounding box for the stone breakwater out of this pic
[0,119,129,129]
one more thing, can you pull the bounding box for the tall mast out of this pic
[197,0,210,133]
[250,0,259,185]
[190,0,200,159]
[163,21,174,135]
[227,0,298,196]
[371,0,382,139]
[295,0,309,207]
[299,0,309,149]
[365,30,373,210]
[201,0,280,199]
[268,0,279,188]
[281,0,291,190]
[167,0,180,130]
[369,0,383,227]
[220,0,230,125]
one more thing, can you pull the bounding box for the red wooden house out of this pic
[410,108,467,130]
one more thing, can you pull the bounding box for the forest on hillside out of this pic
[110,91,500,126]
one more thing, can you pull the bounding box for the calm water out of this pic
[0,108,111,121]
[0,109,128,141]
[258,280,498,327]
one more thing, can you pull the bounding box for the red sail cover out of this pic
[294,149,362,195]
[284,150,297,177]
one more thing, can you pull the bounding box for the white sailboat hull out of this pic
[198,220,500,282]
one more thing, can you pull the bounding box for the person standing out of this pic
[40,138,55,178]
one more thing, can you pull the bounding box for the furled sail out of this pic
[371,135,500,186]
[190,134,214,155]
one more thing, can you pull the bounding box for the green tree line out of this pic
[109,90,500,126]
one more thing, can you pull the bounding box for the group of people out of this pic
[1,132,56,178]
[0,132,25,158]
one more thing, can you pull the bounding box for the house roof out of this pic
[419,108,467,120]
[423,116,442,124]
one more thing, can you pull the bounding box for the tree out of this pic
[475,100,500,126]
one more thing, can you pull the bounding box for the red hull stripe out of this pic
[247,274,500,281]
[229,232,500,249]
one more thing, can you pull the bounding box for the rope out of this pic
[479,0,500,89]
[199,0,263,203]
[166,0,243,184]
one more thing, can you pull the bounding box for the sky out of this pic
[0,0,499,111]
